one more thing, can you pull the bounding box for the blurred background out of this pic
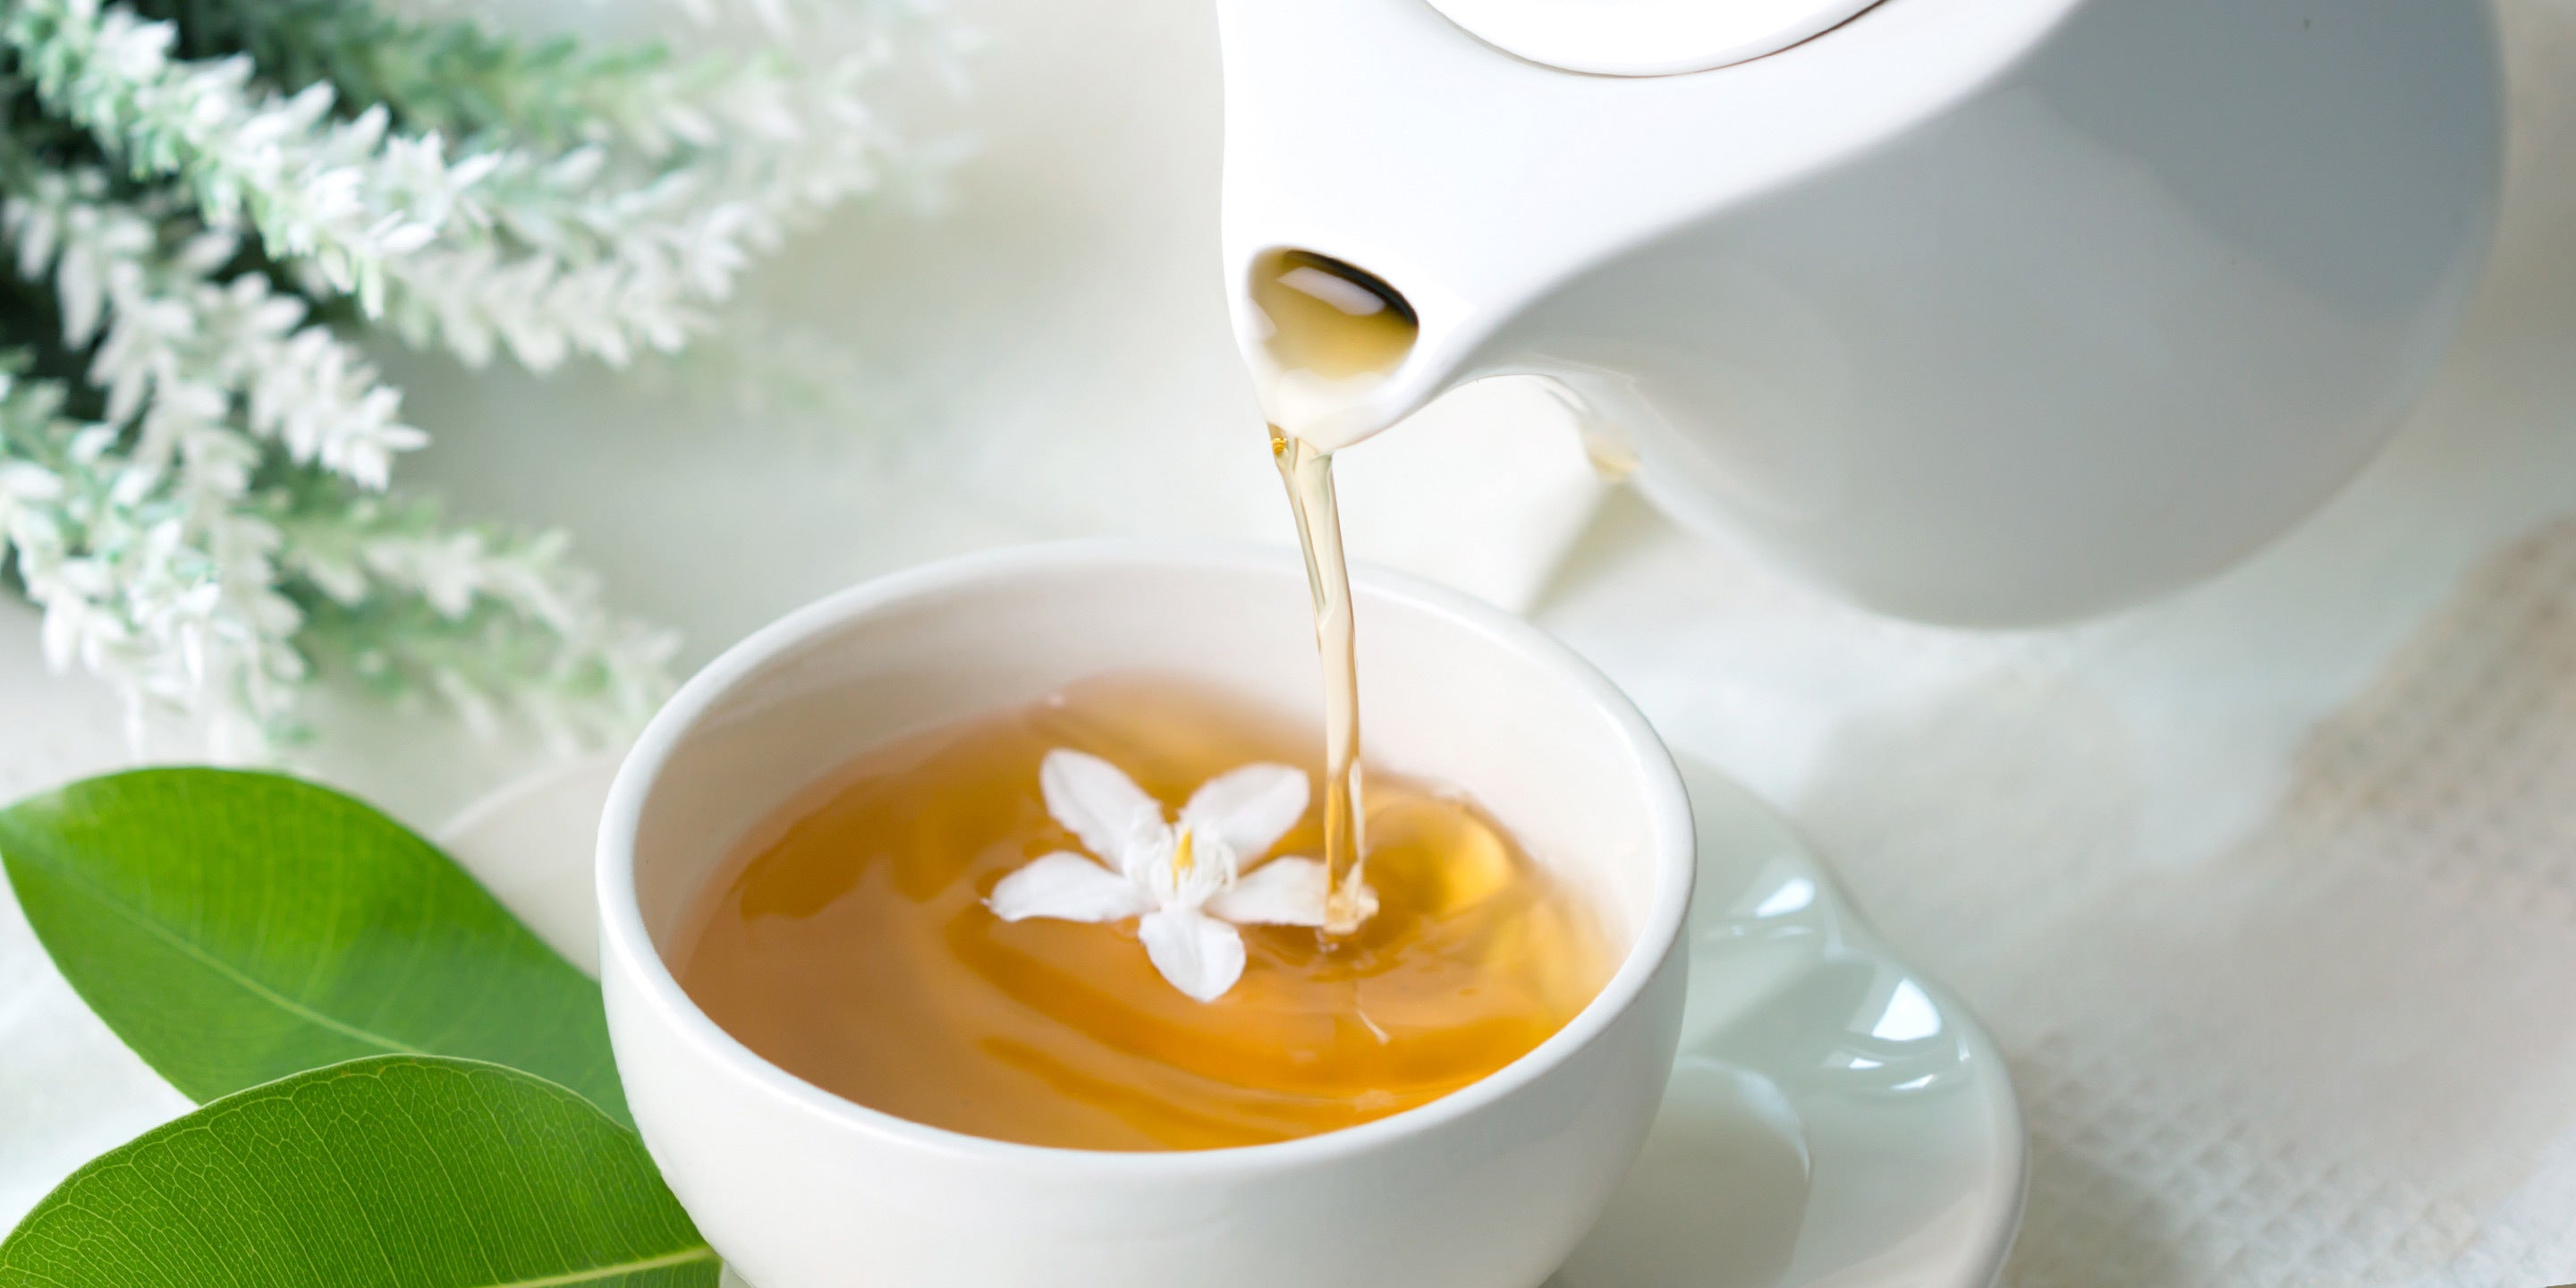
[4,0,2576,1280]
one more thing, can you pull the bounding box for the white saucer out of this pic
[441,756,2022,1288]
[1550,760,2023,1287]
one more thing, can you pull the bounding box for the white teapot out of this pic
[1218,0,2503,623]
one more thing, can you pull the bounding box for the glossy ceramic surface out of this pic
[445,642,2023,1288]
[1221,0,2502,624]
[1419,0,1891,76]
[1546,761,2024,1288]
[594,543,1696,1288]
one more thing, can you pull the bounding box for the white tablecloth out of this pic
[7,0,2576,1282]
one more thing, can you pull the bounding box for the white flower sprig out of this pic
[4,0,489,313]
[0,359,306,745]
[7,0,951,374]
[988,750,1367,1003]
[0,0,952,747]
[275,495,680,750]
[6,169,429,491]
[0,145,688,750]
[374,49,924,371]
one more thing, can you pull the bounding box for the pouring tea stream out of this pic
[1250,250,1421,933]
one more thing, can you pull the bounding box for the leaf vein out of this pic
[475,1245,720,1288]
[28,852,426,1058]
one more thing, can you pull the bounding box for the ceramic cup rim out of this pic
[597,538,1695,1176]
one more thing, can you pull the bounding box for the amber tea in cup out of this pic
[670,674,1614,1152]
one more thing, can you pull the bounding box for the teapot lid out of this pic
[1424,0,1887,75]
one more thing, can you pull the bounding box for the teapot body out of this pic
[1220,0,2503,624]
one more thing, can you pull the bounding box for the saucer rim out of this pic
[443,589,2026,1288]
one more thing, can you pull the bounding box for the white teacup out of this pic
[597,541,1695,1288]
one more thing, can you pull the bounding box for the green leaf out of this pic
[0,768,627,1122]
[0,1055,717,1287]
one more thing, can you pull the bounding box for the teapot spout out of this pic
[1215,0,1589,451]
[1215,0,2080,449]
[1225,245,1494,452]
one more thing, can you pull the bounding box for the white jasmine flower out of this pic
[988,749,1352,1003]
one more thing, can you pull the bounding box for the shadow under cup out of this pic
[597,542,1695,1288]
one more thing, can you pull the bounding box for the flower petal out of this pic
[1042,749,1162,866]
[1117,809,1177,892]
[1207,856,1331,927]
[1181,762,1309,859]
[1139,909,1248,1002]
[987,852,1154,924]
